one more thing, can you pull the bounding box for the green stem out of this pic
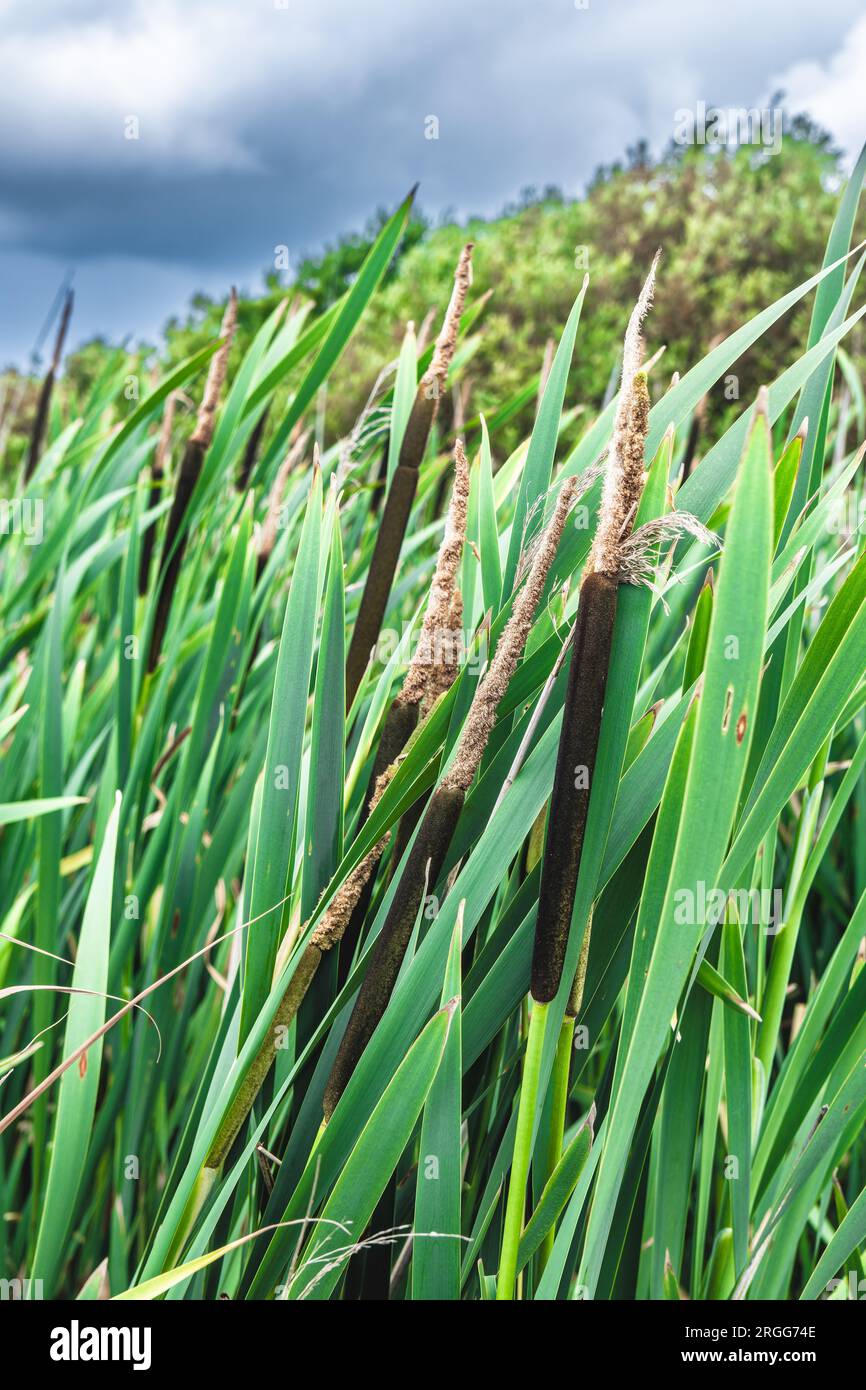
[497,1000,549,1300]
[756,740,828,1077]
[166,1165,217,1269]
[539,1014,574,1270]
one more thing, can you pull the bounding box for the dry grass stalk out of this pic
[24,288,74,483]
[427,245,474,387]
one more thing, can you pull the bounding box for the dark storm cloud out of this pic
[0,0,863,362]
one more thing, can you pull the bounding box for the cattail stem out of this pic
[237,403,270,492]
[146,436,206,671]
[536,919,591,1269]
[147,289,237,671]
[497,1000,549,1300]
[345,446,426,708]
[334,696,420,986]
[24,288,73,483]
[501,914,592,1298]
[500,264,657,1300]
[204,944,322,1169]
[338,439,468,979]
[139,390,176,596]
[323,783,465,1119]
[324,476,576,1119]
[530,260,656,1006]
[539,1013,575,1269]
[345,246,473,709]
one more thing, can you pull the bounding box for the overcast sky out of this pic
[1,0,864,366]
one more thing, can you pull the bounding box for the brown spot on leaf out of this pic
[736,712,748,744]
[722,686,733,733]
[79,1051,87,1079]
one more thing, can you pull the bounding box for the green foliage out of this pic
[1,144,866,1307]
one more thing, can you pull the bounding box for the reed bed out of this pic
[2,161,866,1305]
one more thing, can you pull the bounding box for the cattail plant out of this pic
[344,243,474,708]
[138,389,177,595]
[24,287,73,483]
[202,444,469,1170]
[6,151,864,1306]
[324,476,578,1120]
[531,260,657,1008]
[372,437,469,780]
[147,288,238,671]
[255,428,311,580]
[237,403,271,493]
[368,438,390,517]
[497,258,658,1300]
[338,439,470,981]
[203,735,399,1172]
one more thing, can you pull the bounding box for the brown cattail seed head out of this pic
[587,254,658,579]
[443,477,577,794]
[154,390,176,477]
[401,437,470,709]
[191,287,238,448]
[310,758,396,953]
[51,289,74,373]
[588,297,655,578]
[426,244,474,391]
[310,837,388,952]
[617,370,651,538]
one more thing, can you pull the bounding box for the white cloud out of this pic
[770,14,866,165]
[1,0,864,362]
[0,1,266,173]
[0,0,459,175]
[2,0,861,183]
